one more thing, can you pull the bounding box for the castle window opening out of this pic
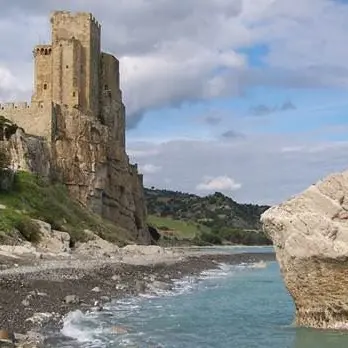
[43,83,48,90]
[40,48,44,54]
[104,85,108,90]
[44,49,48,55]
[66,65,69,69]
[72,92,76,97]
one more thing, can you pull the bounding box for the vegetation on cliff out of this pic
[145,188,271,246]
[0,171,133,245]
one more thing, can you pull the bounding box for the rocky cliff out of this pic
[52,106,150,243]
[261,170,348,329]
[1,114,151,245]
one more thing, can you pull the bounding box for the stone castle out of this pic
[1,11,125,145]
[1,11,151,243]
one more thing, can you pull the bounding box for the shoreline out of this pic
[0,247,275,347]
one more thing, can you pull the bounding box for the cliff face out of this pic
[52,106,150,243]
[1,114,151,244]
[261,171,348,330]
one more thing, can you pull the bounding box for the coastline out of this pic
[0,247,275,346]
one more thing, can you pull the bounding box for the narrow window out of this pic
[43,83,47,90]
[72,92,76,97]
[66,65,69,69]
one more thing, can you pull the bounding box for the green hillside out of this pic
[145,188,271,246]
[0,171,133,246]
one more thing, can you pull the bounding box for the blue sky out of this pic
[127,29,348,143]
[2,0,348,204]
[128,85,348,142]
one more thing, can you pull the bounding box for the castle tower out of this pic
[32,45,53,103]
[50,11,101,115]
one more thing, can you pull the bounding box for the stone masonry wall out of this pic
[0,102,53,140]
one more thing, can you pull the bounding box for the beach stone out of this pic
[25,313,52,327]
[261,169,348,330]
[111,275,121,281]
[135,280,147,293]
[21,299,30,307]
[64,295,80,304]
[15,331,44,348]
[100,296,110,302]
[0,330,15,346]
[111,326,129,335]
[91,287,101,293]
[92,301,103,312]
[151,281,172,291]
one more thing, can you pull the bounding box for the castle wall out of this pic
[100,53,122,102]
[100,98,125,150]
[0,102,53,140]
[32,45,53,102]
[100,52,125,149]
[52,39,82,108]
[51,11,101,116]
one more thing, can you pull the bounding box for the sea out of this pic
[48,246,348,348]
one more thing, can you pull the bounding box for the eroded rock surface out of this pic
[261,170,348,329]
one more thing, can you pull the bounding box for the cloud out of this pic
[204,116,222,126]
[249,100,297,116]
[139,164,162,174]
[128,133,348,205]
[1,0,348,127]
[250,104,276,116]
[221,129,245,139]
[197,175,242,192]
[281,101,296,111]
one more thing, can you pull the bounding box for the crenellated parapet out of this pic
[0,101,47,111]
[33,45,52,57]
[0,101,54,140]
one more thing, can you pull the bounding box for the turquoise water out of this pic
[55,252,348,348]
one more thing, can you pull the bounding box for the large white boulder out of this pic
[261,170,348,329]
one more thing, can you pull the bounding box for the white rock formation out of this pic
[261,170,348,329]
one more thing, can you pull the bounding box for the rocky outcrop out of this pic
[52,106,150,243]
[261,170,348,329]
[1,112,151,244]
[7,129,51,177]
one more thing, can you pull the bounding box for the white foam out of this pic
[61,310,96,343]
[58,259,269,347]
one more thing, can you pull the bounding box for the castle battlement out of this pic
[33,45,52,57]
[0,101,49,111]
[0,102,30,111]
[50,11,101,29]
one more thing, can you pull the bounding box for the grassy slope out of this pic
[0,171,132,245]
[145,188,271,245]
[147,215,210,239]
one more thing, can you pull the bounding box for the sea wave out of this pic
[58,260,270,347]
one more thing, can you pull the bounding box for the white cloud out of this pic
[127,133,348,205]
[197,175,242,192]
[2,0,348,124]
[139,163,162,174]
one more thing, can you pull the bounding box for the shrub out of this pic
[199,231,222,245]
[14,217,41,244]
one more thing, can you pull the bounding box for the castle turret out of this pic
[32,45,53,103]
[50,11,101,115]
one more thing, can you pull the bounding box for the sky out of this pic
[1,0,348,205]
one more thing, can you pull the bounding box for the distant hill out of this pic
[145,188,272,246]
